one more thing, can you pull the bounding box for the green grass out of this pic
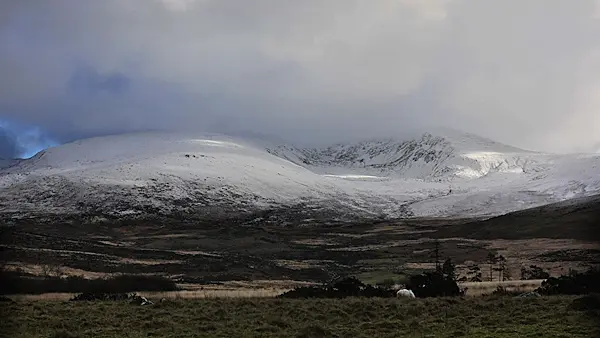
[2,296,598,338]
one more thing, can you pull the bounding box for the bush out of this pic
[520,265,550,280]
[278,286,330,299]
[491,286,521,297]
[0,296,15,303]
[0,271,178,295]
[70,292,132,302]
[407,271,461,298]
[536,268,600,295]
[278,277,395,299]
[280,270,464,299]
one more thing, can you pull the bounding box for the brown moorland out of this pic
[2,296,599,338]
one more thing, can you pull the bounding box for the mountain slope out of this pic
[433,194,600,241]
[0,130,598,221]
[265,129,541,180]
[0,132,351,217]
[0,158,19,170]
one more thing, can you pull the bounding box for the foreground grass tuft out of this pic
[1,296,598,338]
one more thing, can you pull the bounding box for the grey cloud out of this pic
[1,0,600,152]
[67,67,131,96]
[0,127,22,159]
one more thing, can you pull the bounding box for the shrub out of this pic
[520,265,550,280]
[70,292,132,302]
[0,271,178,295]
[407,271,461,298]
[491,286,521,297]
[536,268,600,295]
[278,277,395,299]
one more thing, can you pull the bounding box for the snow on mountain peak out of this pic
[0,130,598,221]
[265,130,538,181]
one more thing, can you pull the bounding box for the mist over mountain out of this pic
[2,1,600,155]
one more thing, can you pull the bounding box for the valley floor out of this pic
[2,296,598,338]
[2,207,598,285]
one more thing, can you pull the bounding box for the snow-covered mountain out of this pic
[265,130,536,180]
[0,130,598,221]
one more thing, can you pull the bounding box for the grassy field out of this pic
[459,280,545,297]
[7,288,290,302]
[2,296,598,338]
[3,278,546,302]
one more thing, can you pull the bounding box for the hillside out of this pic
[434,194,600,241]
[0,132,346,218]
[0,158,19,170]
[3,191,598,286]
[0,130,599,221]
[265,129,535,180]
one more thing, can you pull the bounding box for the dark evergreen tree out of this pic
[407,256,461,298]
[442,258,456,281]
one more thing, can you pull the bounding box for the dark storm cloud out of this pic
[0,119,58,158]
[1,0,600,152]
[0,127,22,159]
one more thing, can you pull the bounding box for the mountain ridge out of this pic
[265,131,542,181]
[0,130,598,222]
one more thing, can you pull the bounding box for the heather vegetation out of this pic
[3,209,599,338]
[2,296,598,338]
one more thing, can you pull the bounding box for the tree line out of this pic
[430,239,551,283]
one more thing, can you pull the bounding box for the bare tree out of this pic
[41,264,51,278]
[40,263,63,278]
[486,253,498,282]
[493,255,507,281]
[433,240,442,273]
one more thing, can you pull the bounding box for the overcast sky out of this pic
[1,0,600,158]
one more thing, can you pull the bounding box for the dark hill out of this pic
[434,194,600,241]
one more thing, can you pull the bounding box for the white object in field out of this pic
[396,289,416,298]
